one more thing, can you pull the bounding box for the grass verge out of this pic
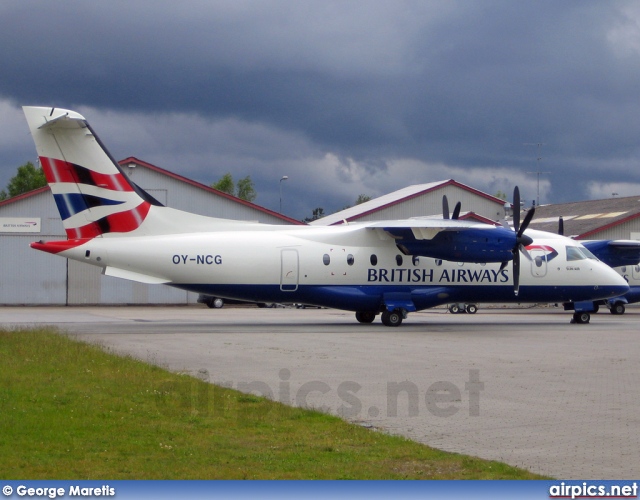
[0,327,545,479]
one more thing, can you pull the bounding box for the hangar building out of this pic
[313,181,640,243]
[0,157,301,305]
[526,196,640,241]
[311,179,509,225]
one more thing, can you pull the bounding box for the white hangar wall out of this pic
[0,189,195,305]
[581,220,640,241]
[0,159,299,305]
[1,190,67,305]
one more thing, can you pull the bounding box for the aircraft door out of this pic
[529,249,548,277]
[280,249,299,291]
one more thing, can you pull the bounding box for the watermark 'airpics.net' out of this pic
[154,369,483,420]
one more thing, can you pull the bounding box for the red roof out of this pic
[0,157,304,225]
[119,157,303,224]
[0,185,50,208]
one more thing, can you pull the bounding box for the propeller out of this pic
[501,186,535,296]
[558,216,564,236]
[443,190,533,295]
[442,195,462,220]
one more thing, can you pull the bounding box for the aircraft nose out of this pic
[604,265,630,296]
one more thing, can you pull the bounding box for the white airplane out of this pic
[539,217,640,315]
[23,106,629,326]
[577,239,640,315]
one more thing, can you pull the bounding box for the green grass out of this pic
[0,327,545,479]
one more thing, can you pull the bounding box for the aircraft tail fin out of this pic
[22,106,162,240]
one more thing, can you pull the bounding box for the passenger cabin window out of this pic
[396,255,403,266]
[370,254,378,266]
[323,254,330,265]
[412,256,420,266]
[347,254,354,266]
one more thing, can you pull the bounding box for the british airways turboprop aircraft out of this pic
[23,106,629,326]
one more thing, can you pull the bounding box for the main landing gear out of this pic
[448,303,478,314]
[381,309,404,327]
[355,309,406,327]
[355,311,376,324]
[610,302,626,315]
[571,312,591,324]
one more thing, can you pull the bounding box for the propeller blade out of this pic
[452,201,461,220]
[442,195,450,220]
[513,186,521,233]
[558,216,564,236]
[513,249,520,296]
[518,206,536,239]
[510,186,531,296]
[499,261,508,271]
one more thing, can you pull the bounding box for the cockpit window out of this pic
[580,246,599,261]
[566,246,589,261]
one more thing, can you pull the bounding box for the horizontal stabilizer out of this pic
[103,266,171,284]
[37,110,85,130]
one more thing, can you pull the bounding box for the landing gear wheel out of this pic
[449,304,460,314]
[206,297,224,308]
[381,310,403,327]
[610,303,626,315]
[355,311,376,324]
[571,312,590,324]
[465,304,478,314]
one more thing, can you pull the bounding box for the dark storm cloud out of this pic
[2,1,640,217]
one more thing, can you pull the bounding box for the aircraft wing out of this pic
[582,240,640,268]
[365,219,517,263]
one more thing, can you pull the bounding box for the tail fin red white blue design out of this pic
[22,107,161,240]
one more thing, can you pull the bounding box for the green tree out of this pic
[237,176,256,202]
[212,173,235,195]
[494,190,508,201]
[211,173,257,202]
[303,207,325,223]
[1,162,47,200]
[9,161,47,196]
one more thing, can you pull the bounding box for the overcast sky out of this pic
[2,1,640,219]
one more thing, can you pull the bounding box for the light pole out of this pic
[525,142,549,207]
[279,176,288,213]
